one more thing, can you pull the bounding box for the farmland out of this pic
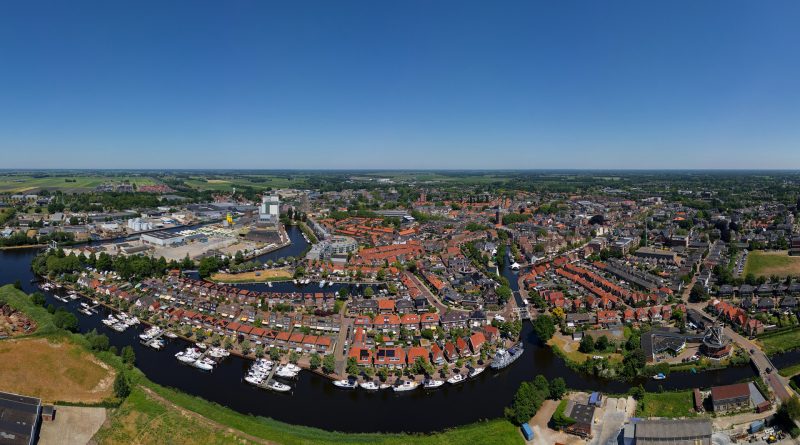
[744,250,800,278]
[0,173,158,193]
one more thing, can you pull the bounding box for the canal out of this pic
[0,232,774,433]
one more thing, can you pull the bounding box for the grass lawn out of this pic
[744,251,800,278]
[210,268,293,283]
[637,391,697,418]
[548,335,623,364]
[758,327,800,355]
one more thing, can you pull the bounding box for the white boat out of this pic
[147,339,165,349]
[423,379,445,389]
[359,381,380,391]
[196,342,207,350]
[333,379,358,389]
[284,363,301,373]
[192,358,214,371]
[268,381,292,392]
[393,380,420,392]
[468,367,485,378]
[275,366,299,378]
[293,279,298,284]
[652,373,666,380]
[319,280,326,288]
[164,331,178,339]
[245,376,263,386]
[267,281,273,288]
[447,374,465,385]
[379,383,392,390]
[112,323,127,332]
[176,348,200,364]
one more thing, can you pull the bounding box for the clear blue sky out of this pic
[1,1,799,169]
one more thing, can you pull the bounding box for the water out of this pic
[0,241,768,433]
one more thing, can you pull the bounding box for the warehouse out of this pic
[0,391,41,445]
[630,419,712,445]
[141,231,185,247]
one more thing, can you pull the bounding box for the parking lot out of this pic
[589,396,636,445]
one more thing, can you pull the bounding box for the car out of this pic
[750,349,755,354]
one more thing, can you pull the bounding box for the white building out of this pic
[259,195,280,223]
[141,231,185,247]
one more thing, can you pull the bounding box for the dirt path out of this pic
[138,386,278,445]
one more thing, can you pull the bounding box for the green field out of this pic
[0,174,157,193]
[758,328,800,356]
[637,391,697,418]
[744,251,800,278]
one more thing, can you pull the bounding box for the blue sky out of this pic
[1,1,799,169]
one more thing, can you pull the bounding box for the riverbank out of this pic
[0,243,48,250]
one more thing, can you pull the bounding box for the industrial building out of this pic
[141,231,185,247]
[624,419,712,445]
[0,391,41,445]
[259,195,280,223]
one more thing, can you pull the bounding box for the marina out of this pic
[0,242,772,433]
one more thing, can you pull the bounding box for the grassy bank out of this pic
[128,379,522,445]
[1,285,523,445]
[779,362,800,378]
[637,390,697,418]
[758,327,800,355]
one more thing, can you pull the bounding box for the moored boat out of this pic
[393,380,420,392]
[447,373,465,385]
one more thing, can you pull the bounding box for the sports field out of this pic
[0,174,157,193]
[0,337,115,403]
[744,250,800,278]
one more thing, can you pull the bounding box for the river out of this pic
[0,229,780,433]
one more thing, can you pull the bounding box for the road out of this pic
[332,303,353,378]
[404,271,469,314]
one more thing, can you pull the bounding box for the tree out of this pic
[113,373,131,399]
[121,345,136,366]
[364,286,375,298]
[532,315,556,342]
[346,357,359,376]
[322,354,336,374]
[310,353,321,370]
[30,292,46,306]
[53,309,78,332]
[579,334,595,353]
[240,339,252,354]
[269,347,281,361]
[595,335,609,351]
[630,384,646,400]
[549,377,567,400]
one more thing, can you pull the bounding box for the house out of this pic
[431,344,445,365]
[469,332,486,354]
[406,346,429,364]
[711,383,750,413]
[348,347,372,366]
[374,347,406,369]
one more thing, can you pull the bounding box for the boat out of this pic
[423,379,445,389]
[176,348,200,364]
[652,373,666,380]
[333,379,358,389]
[359,381,380,391]
[196,342,207,350]
[192,358,215,371]
[447,374,465,385]
[284,363,301,373]
[319,280,326,288]
[490,342,524,370]
[147,338,165,349]
[293,279,298,284]
[164,331,178,339]
[379,383,392,390]
[275,365,299,378]
[267,381,291,392]
[393,380,420,392]
[245,375,263,386]
[468,367,485,378]
[267,281,273,288]
[111,323,127,332]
